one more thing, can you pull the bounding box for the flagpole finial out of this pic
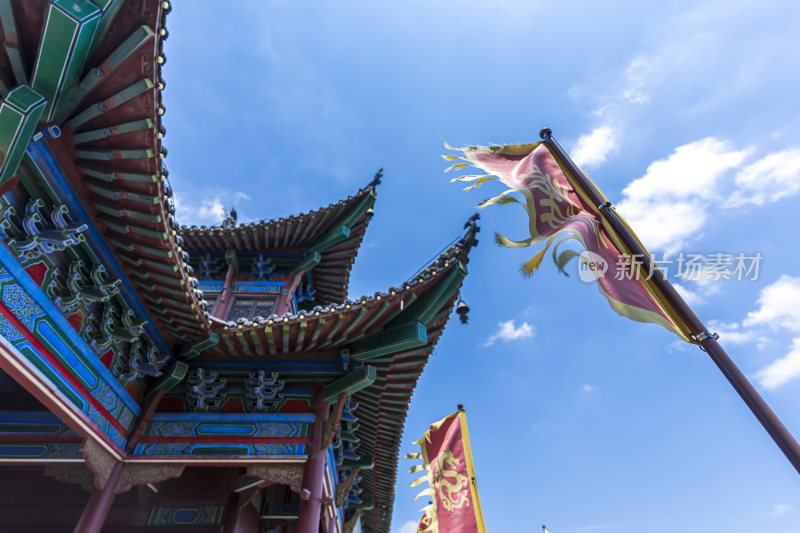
[539,128,552,140]
[457,403,464,412]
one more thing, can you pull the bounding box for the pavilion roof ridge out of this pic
[178,168,383,233]
[215,212,478,332]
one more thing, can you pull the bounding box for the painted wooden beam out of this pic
[31,0,102,123]
[0,85,46,185]
[85,0,126,67]
[338,189,376,229]
[0,0,27,84]
[322,366,376,404]
[68,78,154,130]
[63,24,154,120]
[145,361,188,400]
[178,333,220,360]
[348,496,374,511]
[341,455,374,470]
[307,225,350,254]
[290,251,321,276]
[73,118,154,144]
[349,322,427,361]
[224,248,240,274]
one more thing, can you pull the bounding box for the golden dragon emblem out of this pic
[433,449,470,512]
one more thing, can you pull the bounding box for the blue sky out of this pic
[164,1,800,531]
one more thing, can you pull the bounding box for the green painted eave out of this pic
[348,322,427,361]
[323,365,376,404]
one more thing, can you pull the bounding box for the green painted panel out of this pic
[349,322,427,361]
[308,225,350,253]
[0,85,46,185]
[0,0,28,84]
[290,251,321,276]
[31,0,102,123]
[323,365,376,403]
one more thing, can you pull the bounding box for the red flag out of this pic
[446,141,695,343]
[408,410,486,533]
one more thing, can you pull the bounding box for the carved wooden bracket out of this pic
[335,467,361,507]
[246,463,304,494]
[321,393,347,450]
[79,439,184,494]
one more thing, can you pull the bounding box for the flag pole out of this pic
[540,127,800,476]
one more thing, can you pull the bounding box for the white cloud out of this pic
[582,384,597,393]
[174,194,225,226]
[673,283,705,306]
[729,148,800,207]
[771,503,792,516]
[743,275,800,332]
[571,126,620,169]
[174,190,253,227]
[622,57,657,104]
[484,320,535,347]
[706,320,758,345]
[754,338,800,390]
[391,520,418,533]
[616,138,752,252]
[701,276,800,390]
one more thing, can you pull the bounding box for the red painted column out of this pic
[274,274,303,316]
[73,461,124,533]
[213,264,237,319]
[297,392,327,533]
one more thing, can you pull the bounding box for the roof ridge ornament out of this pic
[221,206,237,229]
[369,168,383,188]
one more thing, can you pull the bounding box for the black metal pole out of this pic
[540,127,800,476]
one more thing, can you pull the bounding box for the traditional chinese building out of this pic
[0,1,477,532]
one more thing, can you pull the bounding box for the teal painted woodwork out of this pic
[349,322,427,361]
[30,0,102,123]
[387,261,468,328]
[0,0,28,84]
[68,78,154,129]
[147,506,225,527]
[85,0,126,68]
[349,495,374,510]
[62,25,154,122]
[323,365,376,403]
[338,189,376,229]
[290,251,321,276]
[308,225,350,253]
[79,165,158,183]
[341,455,374,469]
[224,248,239,273]
[147,361,189,399]
[179,333,220,360]
[73,118,154,144]
[0,86,46,185]
[261,503,300,519]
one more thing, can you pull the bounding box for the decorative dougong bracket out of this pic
[252,254,275,280]
[295,277,316,303]
[186,368,227,411]
[114,344,170,386]
[1,199,87,261]
[198,253,224,279]
[55,260,121,311]
[245,371,284,412]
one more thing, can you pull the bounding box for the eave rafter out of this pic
[0,0,208,346]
